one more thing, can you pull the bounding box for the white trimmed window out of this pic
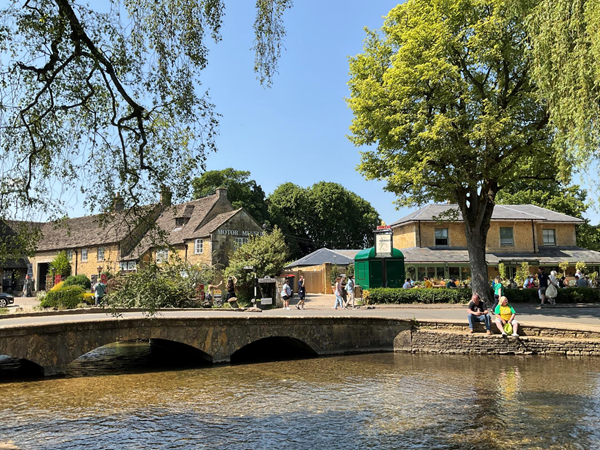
[435,228,448,246]
[81,248,88,262]
[194,239,204,254]
[119,261,137,272]
[500,227,514,246]
[156,249,169,263]
[97,247,105,261]
[543,229,556,246]
[234,237,248,250]
[66,250,73,260]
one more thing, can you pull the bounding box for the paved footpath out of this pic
[3,294,600,332]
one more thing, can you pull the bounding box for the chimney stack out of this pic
[216,186,227,200]
[113,192,125,212]
[160,186,172,207]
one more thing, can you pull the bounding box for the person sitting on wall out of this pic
[403,278,412,289]
[494,296,519,337]
[423,277,432,289]
[225,276,238,307]
[204,280,222,307]
[467,294,492,335]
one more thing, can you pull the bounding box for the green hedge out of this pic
[365,288,473,304]
[40,286,91,309]
[364,287,600,304]
[63,274,91,290]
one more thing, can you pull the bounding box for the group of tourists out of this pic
[333,274,356,310]
[280,276,307,310]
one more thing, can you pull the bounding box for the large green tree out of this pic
[529,0,600,160]
[268,182,381,258]
[0,0,291,264]
[191,168,270,226]
[496,181,600,251]
[347,0,557,304]
[225,227,289,301]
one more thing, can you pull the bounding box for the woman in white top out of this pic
[546,270,559,305]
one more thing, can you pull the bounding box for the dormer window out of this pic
[175,217,189,227]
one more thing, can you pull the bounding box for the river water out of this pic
[1,343,600,449]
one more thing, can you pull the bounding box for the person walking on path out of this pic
[538,268,549,306]
[344,275,355,309]
[281,278,291,310]
[295,276,306,310]
[334,276,344,310]
[467,294,492,334]
[546,271,559,305]
[492,277,504,312]
[494,296,519,337]
[93,280,106,306]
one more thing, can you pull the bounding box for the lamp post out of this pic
[97,265,103,283]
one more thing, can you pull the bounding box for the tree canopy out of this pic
[0,0,292,263]
[268,181,381,258]
[191,168,270,226]
[347,0,557,302]
[529,0,600,161]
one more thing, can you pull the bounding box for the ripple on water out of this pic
[0,349,600,449]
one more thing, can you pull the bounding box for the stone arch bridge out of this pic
[0,316,413,376]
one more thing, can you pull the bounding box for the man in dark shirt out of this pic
[467,294,491,334]
[538,268,549,307]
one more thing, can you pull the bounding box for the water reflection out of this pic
[0,349,599,449]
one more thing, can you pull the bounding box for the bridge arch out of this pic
[0,354,44,378]
[65,339,213,376]
[230,336,319,364]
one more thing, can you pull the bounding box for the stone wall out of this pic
[392,223,416,249]
[210,210,263,269]
[410,330,600,356]
[394,220,577,253]
[404,321,600,356]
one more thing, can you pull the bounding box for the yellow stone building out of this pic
[391,204,600,282]
[0,188,262,292]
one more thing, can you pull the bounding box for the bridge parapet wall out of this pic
[0,317,412,376]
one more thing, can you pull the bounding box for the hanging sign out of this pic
[375,230,393,258]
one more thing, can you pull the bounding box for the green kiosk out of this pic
[354,227,405,288]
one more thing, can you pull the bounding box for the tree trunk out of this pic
[464,221,492,307]
[457,186,497,308]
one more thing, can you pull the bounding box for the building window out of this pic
[435,228,449,246]
[82,248,88,262]
[500,227,514,246]
[97,247,105,261]
[156,249,169,263]
[543,229,556,246]
[119,261,137,272]
[66,250,73,260]
[234,237,248,250]
[195,239,204,254]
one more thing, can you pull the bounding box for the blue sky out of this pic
[60,1,598,226]
[196,0,411,225]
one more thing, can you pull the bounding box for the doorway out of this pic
[37,263,49,291]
